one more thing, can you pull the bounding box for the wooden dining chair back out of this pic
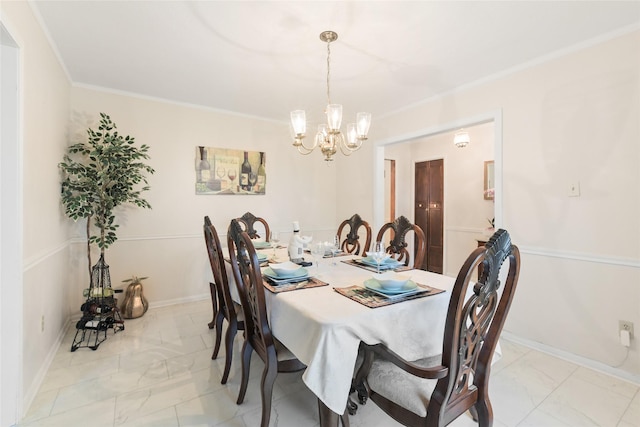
[375,215,426,268]
[357,229,520,427]
[203,216,244,384]
[237,211,271,241]
[337,214,372,255]
[227,219,306,427]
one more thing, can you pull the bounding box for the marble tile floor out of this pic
[19,299,639,427]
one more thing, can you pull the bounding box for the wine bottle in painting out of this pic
[240,151,251,190]
[257,152,266,193]
[197,146,211,183]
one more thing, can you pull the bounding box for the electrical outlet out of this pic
[619,320,634,338]
[41,315,45,332]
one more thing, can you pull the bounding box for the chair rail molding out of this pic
[519,246,640,268]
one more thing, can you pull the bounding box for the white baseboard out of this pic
[149,293,210,309]
[22,318,74,418]
[501,331,640,386]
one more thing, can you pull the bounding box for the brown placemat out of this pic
[334,284,445,308]
[341,259,413,273]
[263,276,329,293]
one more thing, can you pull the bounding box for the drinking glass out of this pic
[331,235,341,265]
[372,241,386,274]
[311,242,325,276]
[270,231,280,257]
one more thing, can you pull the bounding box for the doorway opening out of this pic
[1,22,23,425]
[373,111,502,276]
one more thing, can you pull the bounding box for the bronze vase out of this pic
[121,279,149,319]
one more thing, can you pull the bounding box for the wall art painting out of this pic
[195,146,266,195]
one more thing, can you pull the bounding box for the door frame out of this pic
[372,110,503,270]
[1,21,24,425]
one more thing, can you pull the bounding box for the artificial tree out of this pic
[60,113,154,285]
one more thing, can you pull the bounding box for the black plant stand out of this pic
[71,255,124,351]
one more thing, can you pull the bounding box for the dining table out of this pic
[227,243,491,426]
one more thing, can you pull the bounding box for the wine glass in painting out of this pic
[248,172,258,192]
[216,166,225,180]
[227,168,237,191]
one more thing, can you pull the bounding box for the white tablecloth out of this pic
[240,251,458,415]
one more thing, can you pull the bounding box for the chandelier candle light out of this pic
[290,31,372,161]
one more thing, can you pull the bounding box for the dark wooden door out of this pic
[414,159,443,273]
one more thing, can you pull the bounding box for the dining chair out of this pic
[375,215,426,269]
[227,219,308,427]
[237,211,271,241]
[203,216,244,384]
[354,229,520,427]
[337,213,372,255]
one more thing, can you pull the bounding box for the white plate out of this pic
[360,257,402,268]
[364,279,418,296]
[253,241,272,249]
[263,267,308,280]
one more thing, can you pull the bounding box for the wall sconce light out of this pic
[454,130,470,148]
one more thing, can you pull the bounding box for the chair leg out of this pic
[236,340,253,404]
[474,397,494,427]
[211,310,225,360]
[220,319,238,384]
[208,282,217,329]
[340,405,351,427]
[259,357,278,427]
[352,344,372,405]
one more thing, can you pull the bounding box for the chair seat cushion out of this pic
[233,302,244,321]
[368,354,441,417]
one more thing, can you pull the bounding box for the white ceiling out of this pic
[32,1,640,126]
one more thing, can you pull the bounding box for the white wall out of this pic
[69,87,341,308]
[385,123,495,276]
[337,30,640,377]
[0,0,72,420]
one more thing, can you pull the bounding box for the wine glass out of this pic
[270,231,280,257]
[331,235,341,265]
[227,169,237,191]
[372,241,386,274]
[311,242,325,276]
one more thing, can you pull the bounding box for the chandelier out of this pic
[290,31,371,161]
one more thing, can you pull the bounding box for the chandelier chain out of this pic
[326,40,331,104]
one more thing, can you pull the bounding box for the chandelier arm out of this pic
[294,137,318,154]
[338,143,354,156]
[338,138,363,156]
[296,145,316,155]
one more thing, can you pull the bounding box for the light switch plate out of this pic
[568,182,580,197]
